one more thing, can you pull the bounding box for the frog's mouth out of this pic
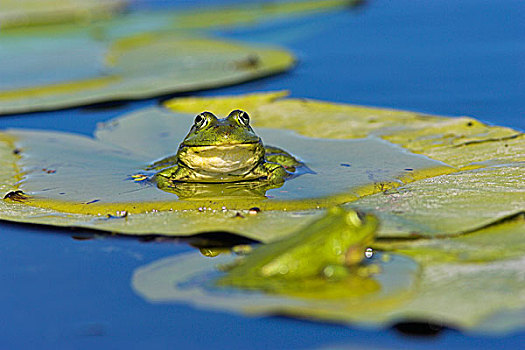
[178,142,265,175]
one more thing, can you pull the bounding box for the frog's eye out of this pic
[237,111,250,126]
[194,113,209,129]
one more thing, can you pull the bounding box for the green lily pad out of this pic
[0,99,448,241]
[131,211,525,334]
[0,33,293,114]
[0,0,356,114]
[0,0,125,29]
[373,213,525,264]
[165,92,524,239]
[131,246,525,333]
[0,92,522,242]
[351,166,524,238]
[132,250,421,326]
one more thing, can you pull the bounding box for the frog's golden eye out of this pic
[237,111,250,126]
[194,113,209,129]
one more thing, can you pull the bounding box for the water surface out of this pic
[0,0,523,349]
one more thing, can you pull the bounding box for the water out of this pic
[0,0,524,349]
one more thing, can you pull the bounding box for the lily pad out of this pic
[132,250,421,327]
[131,210,525,334]
[0,34,293,114]
[0,0,356,114]
[373,213,525,264]
[0,92,522,242]
[0,0,125,29]
[131,243,525,333]
[2,92,524,333]
[0,100,448,241]
[351,165,524,238]
[165,92,524,238]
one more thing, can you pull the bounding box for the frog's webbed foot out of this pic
[264,145,302,171]
[145,155,178,171]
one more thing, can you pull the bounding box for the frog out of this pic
[216,206,379,297]
[149,110,302,188]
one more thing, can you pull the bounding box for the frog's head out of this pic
[325,206,378,266]
[326,206,378,241]
[177,110,265,175]
[181,110,260,146]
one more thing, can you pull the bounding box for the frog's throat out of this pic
[177,142,265,176]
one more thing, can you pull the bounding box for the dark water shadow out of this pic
[0,218,258,248]
[392,320,455,338]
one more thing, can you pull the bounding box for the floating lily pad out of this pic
[0,0,125,29]
[351,166,524,238]
[0,92,522,242]
[132,250,421,327]
[0,34,293,114]
[131,211,525,334]
[373,213,525,264]
[131,245,525,333]
[164,92,524,238]
[0,0,356,114]
[0,100,448,241]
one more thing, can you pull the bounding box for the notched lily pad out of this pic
[1,91,522,242]
[0,99,448,241]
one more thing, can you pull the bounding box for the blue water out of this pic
[1,0,524,349]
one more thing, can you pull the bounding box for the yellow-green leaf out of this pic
[1,92,522,242]
[130,212,525,333]
[0,0,358,114]
[0,0,125,29]
[0,99,448,241]
[0,34,293,114]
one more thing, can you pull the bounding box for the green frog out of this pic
[217,207,379,297]
[150,110,302,188]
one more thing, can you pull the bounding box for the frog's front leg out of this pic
[264,145,302,170]
[262,162,289,184]
[153,164,178,188]
[154,164,195,186]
